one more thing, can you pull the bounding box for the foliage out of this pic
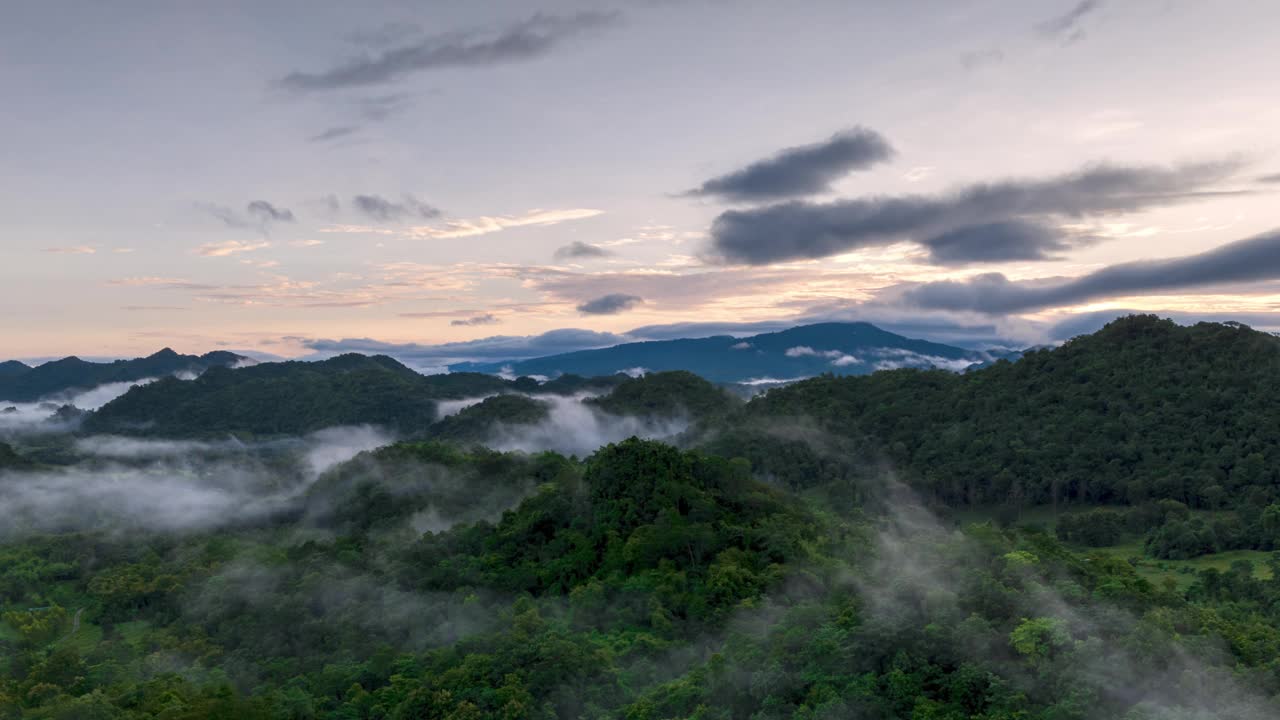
[587,371,739,421]
[6,317,1280,717]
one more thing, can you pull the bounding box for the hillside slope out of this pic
[712,315,1280,510]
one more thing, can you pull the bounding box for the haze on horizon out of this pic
[4,0,1279,363]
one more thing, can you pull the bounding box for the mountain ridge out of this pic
[450,321,1000,382]
[0,348,248,403]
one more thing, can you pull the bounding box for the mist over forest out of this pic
[1,315,1279,719]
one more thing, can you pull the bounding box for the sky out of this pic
[4,0,1280,367]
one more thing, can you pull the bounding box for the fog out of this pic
[868,347,983,372]
[434,394,496,418]
[1,376,166,435]
[0,426,391,537]
[485,393,689,456]
[859,478,1278,720]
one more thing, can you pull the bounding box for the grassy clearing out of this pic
[115,619,153,648]
[954,505,1275,591]
[55,619,103,654]
[1089,541,1274,590]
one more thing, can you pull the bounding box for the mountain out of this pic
[0,348,246,403]
[0,360,30,381]
[451,322,997,383]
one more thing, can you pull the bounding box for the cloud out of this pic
[554,241,612,260]
[960,47,1005,70]
[923,220,1077,265]
[0,427,390,537]
[684,127,894,202]
[450,313,500,326]
[352,194,441,222]
[107,276,217,290]
[708,159,1242,265]
[894,229,1280,314]
[279,11,619,91]
[576,293,644,314]
[484,393,687,457]
[355,93,411,121]
[406,207,604,239]
[1258,173,1280,184]
[289,239,325,247]
[203,201,296,232]
[309,125,359,143]
[784,345,839,359]
[1037,0,1103,44]
[246,200,295,223]
[43,246,96,254]
[194,240,270,257]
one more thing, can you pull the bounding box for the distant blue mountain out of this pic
[0,348,247,403]
[451,322,1003,383]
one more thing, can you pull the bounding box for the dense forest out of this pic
[3,316,1280,718]
[82,358,627,439]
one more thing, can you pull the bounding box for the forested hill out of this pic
[84,354,513,437]
[83,356,700,438]
[713,315,1280,510]
[0,348,245,402]
[9,318,1280,718]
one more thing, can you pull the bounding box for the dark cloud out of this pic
[708,160,1241,265]
[246,201,295,224]
[352,194,441,222]
[344,22,424,50]
[356,93,411,121]
[554,241,612,260]
[895,229,1280,314]
[309,126,359,143]
[306,95,410,143]
[625,319,797,341]
[923,220,1075,265]
[960,47,1005,70]
[1037,0,1103,44]
[1258,173,1280,184]
[576,293,644,314]
[685,127,894,202]
[204,201,296,231]
[280,12,619,92]
[450,313,500,327]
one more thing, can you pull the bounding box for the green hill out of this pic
[718,315,1279,505]
[587,370,739,420]
[83,355,510,437]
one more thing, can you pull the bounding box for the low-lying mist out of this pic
[485,393,689,457]
[1,375,173,435]
[0,425,392,538]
